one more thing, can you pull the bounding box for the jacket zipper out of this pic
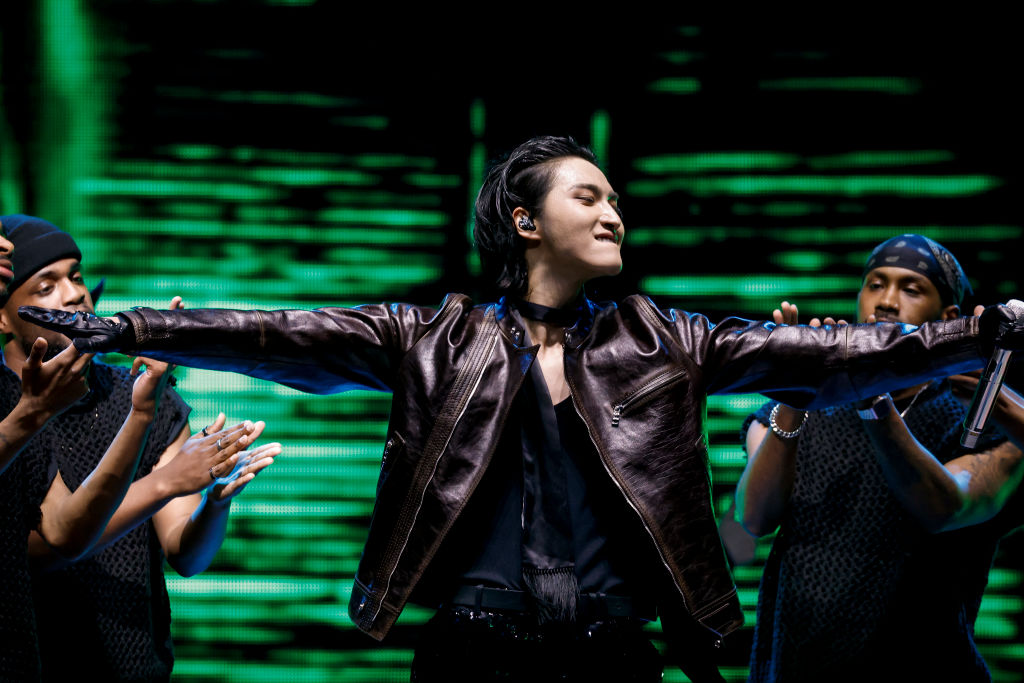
[611,368,687,427]
[365,312,498,625]
[564,349,723,647]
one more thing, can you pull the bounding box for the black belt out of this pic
[450,585,657,622]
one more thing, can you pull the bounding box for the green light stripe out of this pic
[107,160,379,186]
[705,419,754,438]
[132,250,433,275]
[251,480,379,498]
[262,648,415,666]
[320,247,435,264]
[248,167,378,186]
[75,219,446,244]
[172,626,286,644]
[217,89,358,108]
[708,445,746,467]
[331,115,388,129]
[98,270,441,299]
[979,595,1024,612]
[648,77,701,94]
[239,523,370,538]
[626,174,1001,197]
[351,155,436,170]
[708,395,771,414]
[773,251,833,271]
[74,178,286,201]
[759,77,922,94]
[660,50,704,65]
[466,139,486,276]
[40,0,103,226]
[988,568,1023,587]
[975,615,1017,638]
[636,152,801,174]
[770,225,1020,244]
[163,144,225,161]
[808,150,955,168]
[230,501,376,517]
[470,98,485,137]
[276,262,442,282]
[322,189,443,206]
[591,109,611,167]
[403,173,461,188]
[626,226,754,247]
[166,575,344,598]
[640,274,861,296]
[733,201,828,216]
[172,663,410,682]
[625,225,1020,247]
[316,207,449,226]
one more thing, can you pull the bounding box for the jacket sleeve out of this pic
[117,294,467,394]
[647,300,985,411]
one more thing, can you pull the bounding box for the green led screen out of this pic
[2,9,1023,682]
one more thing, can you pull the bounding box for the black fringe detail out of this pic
[523,566,579,625]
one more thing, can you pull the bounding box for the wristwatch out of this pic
[856,394,893,420]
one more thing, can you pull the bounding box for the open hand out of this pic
[159,417,265,496]
[208,440,281,505]
[129,356,174,417]
[19,338,94,420]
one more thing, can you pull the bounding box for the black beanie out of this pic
[0,214,83,298]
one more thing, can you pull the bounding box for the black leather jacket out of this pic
[114,294,984,644]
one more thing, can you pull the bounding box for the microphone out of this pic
[961,299,1024,448]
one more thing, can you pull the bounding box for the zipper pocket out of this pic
[612,368,687,427]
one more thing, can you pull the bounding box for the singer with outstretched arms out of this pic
[17,142,1024,683]
[734,234,1024,683]
[19,251,1024,679]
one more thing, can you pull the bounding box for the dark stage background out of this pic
[2,6,1022,681]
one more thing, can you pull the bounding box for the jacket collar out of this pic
[495,295,599,350]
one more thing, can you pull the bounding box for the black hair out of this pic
[473,135,600,297]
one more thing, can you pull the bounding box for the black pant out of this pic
[410,606,664,683]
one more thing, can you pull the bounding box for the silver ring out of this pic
[202,426,209,437]
[209,467,216,481]
[216,438,225,450]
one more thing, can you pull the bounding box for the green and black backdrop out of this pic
[2,6,1022,681]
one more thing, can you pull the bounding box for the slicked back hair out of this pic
[473,135,600,297]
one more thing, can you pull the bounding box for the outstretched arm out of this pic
[663,299,1024,410]
[18,295,468,395]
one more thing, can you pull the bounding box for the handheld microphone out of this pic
[961,299,1024,448]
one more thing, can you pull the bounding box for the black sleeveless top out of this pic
[28,362,190,682]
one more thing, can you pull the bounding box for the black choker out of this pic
[511,298,583,328]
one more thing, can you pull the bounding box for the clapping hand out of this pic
[207,440,280,505]
[158,415,267,497]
